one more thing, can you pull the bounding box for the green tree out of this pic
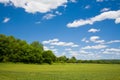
[0,34,44,63]
[42,50,56,64]
[57,56,67,63]
[67,56,77,63]
[31,41,44,52]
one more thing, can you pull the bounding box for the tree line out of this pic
[0,34,120,64]
[0,34,77,64]
[0,34,55,64]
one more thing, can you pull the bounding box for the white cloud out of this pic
[88,28,100,33]
[55,11,62,15]
[42,13,56,20]
[100,8,110,12]
[81,37,89,43]
[67,19,93,28]
[67,10,120,28]
[65,48,103,59]
[85,5,90,9]
[90,36,105,43]
[3,17,10,23]
[0,0,67,13]
[43,46,58,53]
[107,40,120,44]
[69,50,80,57]
[103,48,120,54]
[90,36,100,41]
[115,17,120,24]
[42,11,62,20]
[81,37,86,42]
[82,44,107,49]
[44,46,50,51]
[0,0,10,6]
[79,50,92,54]
[96,0,104,2]
[70,52,79,57]
[106,48,120,52]
[42,38,59,44]
[42,38,79,47]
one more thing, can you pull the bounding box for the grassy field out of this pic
[0,63,120,80]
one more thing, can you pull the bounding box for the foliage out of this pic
[67,56,77,63]
[0,34,54,64]
[42,50,56,64]
[57,56,68,63]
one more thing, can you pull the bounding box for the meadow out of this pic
[0,63,120,80]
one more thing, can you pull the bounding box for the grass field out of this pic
[0,63,120,80]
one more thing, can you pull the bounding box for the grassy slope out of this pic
[0,63,120,80]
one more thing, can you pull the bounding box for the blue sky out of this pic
[0,0,120,60]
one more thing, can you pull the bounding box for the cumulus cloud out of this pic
[79,50,92,54]
[42,38,79,47]
[42,13,56,20]
[115,17,120,24]
[65,48,102,59]
[43,11,63,20]
[90,36,99,41]
[44,46,58,54]
[2,17,10,23]
[43,38,59,44]
[106,40,120,44]
[67,10,120,28]
[100,8,110,12]
[43,46,50,51]
[103,48,120,54]
[82,36,120,45]
[0,0,67,13]
[88,28,100,33]
[82,44,107,49]
[68,50,80,57]
[106,48,120,52]
[90,36,105,43]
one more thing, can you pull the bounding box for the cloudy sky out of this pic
[0,0,120,60]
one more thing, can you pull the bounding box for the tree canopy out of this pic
[0,34,54,64]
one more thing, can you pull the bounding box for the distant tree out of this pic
[42,50,56,64]
[57,56,67,63]
[67,56,77,63]
[76,60,82,63]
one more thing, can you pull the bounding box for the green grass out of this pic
[0,63,120,80]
